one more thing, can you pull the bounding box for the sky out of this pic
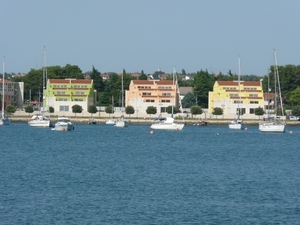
[1,0,300,76]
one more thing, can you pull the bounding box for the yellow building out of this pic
[125,80,179,116]
[208,80,264,117]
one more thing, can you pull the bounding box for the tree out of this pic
[193,70,214,108]
[125,105,135,117]
[139,70,148,80]
[146,106,157,118]
[25,105,34,115]
[292,106,300,116]
[190,105,203,118]
[88,105,98,118]
[90,66,104,92]
[289,87,300,106]
[72,104,83,117]
[6,105,16,114]
[49,106,54,113]
[182,92,196,108]
[212,107,223,118]
[254,107,264,119]
[166,105,179,114]
[105,105,113,114]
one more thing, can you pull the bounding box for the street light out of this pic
[94,90,97,105]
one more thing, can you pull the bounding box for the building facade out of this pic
[43,79,94,113]
[125,80,179,117]
[208,80,264,117]
[0,79,24,110]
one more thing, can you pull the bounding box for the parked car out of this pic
[289,116,300,120]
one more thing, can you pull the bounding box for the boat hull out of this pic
[115,120,128,127]
[259,123,285,133]
[150,123,184,130]
[54,123,73,131]
[229,123,245,130]
[28,120,50,127]
[0,117,10,125]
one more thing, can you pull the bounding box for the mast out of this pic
[121,69,124,114]
[172,68,175,116]
[237,56,241,120]
[2,57,5,118]
[274,49,284,116]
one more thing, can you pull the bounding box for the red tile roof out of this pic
[217,81,260,86]
[49,79,92,84]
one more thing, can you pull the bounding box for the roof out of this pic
[49,79,92,84]
[132,80,174,85]
[179,87,193,95]
[217,81,261,86]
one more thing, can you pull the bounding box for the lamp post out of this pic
[221,104,225,119]
[94,90,97,105]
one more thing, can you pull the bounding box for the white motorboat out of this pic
[229,119,245,130]
[28,114,51,127]
[106,119,115,125]
[150,68,185,131]
[53,117,74,131]
[114,115,128,127]
[0,57,10,126]
[150,117,184,130]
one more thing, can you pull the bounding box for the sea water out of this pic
[1,123,300,224]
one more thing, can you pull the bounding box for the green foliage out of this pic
[6,105,16,114]
[72,104,83,117]
[125,105,135,116]
[49,106,54,113]
[146,106,157,117]
[289,87,300,106]
[193,70,214,108]
[166,105,179,114]
[182,92,196,108]
[90,66,104,92]
[212,107,223,116]
[105,105,113,114]
[190,105,203,117]
[25,105,34,114]
[292,106,300,116]
[88,105,98,115]
[139,70,147,80]
[254,107,264,116]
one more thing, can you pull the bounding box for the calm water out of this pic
[1,123,300,224]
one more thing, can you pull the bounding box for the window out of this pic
[146,100,154,102]
[59,105,69,111]
[158,86,172,89]
[57,98,68,101]
[74,99,83,101]
[244,87,257,90]
[54,85,67,88]
[74,85,88,88]
[75,92,85,95]
[162,93,171,96]
[230,94,238,97]
[234,100,243,104]
[250,101,259,104]
[250,108,255,114]
[57,91,66,95]
[249,94,258,97]
[142,92,151,96]
[161,100,170,103]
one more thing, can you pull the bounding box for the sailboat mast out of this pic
[121,69,124,113]
[172,68,175,116]
[2,57,5,117]
[273,49,284,116]
[237,56,241,119]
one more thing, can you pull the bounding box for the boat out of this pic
[259,50,285,133]
[229,56,245,130]
[0,57,10,125]
[28,114,51,127]
[88,118,97,125]
[53,117,74,131]
[150,68,185,130]
[193,120,207,126]
[106,119,115,125]
[115,69,128,128]
[28,47,51,128]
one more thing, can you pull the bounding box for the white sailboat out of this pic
[0,57,10,125]
[150,68,185,130]
[28,47,51,127]
[115,69,128,128]
[106,96,116,125]
[259,50,285,133]
[229,56,245,130]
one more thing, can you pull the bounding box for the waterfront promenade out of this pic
[9,111,300,126]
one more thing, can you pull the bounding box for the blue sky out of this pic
[1,0,300,76]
